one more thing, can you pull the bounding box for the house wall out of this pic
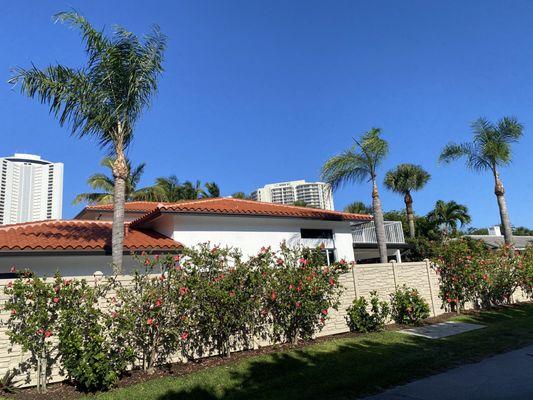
[0,255,140,277]
[154,214,356,262]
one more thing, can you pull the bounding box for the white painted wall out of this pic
[0,255,140,277]
[152,214,356,262]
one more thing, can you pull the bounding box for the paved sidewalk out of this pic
[365,344,533,399]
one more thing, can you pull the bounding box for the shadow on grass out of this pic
[151,304,533,400]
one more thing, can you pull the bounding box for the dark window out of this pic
[300,229,333,239]
[321,248,336,264]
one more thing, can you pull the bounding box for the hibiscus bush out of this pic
[263,243,349,344]
[109,253,191,373]
[346,291,390,333]
[182,244,267,358]
[389,285,430,325]
[433,239,526,311]
[56,278,131,392]
[3,269,60,393]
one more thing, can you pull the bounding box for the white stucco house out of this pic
[0,198,407,277]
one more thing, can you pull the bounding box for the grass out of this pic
[88,303,533,400]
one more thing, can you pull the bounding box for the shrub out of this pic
[390,285,430,325]
[56,278,132,391]
[264,243,349,344]
[182,244,266,358]
[433,239,523,310]
[109,253,191,373]
[346,291,390,333]
[3,270,60,393]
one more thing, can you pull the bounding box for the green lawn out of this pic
[90,303,533,400]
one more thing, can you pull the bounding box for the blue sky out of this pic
[1,1,532,227]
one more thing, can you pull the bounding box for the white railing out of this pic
[352,221,405,244]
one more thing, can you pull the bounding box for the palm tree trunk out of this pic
[112,150,128,274]
[493,169,513,245]
[404,191,415,238]
[372,179,388,263]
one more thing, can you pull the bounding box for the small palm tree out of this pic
[150,177,221,201]
[440,117,523,245]
[150,176,183,202]
[204,182,220,198]
[9,12,166,273]
[231,191,249,199]
[427,200,471,236]
[321,128,389,263]
[73,157,152,205]
[343,201,373,215]
[384,164,431,238]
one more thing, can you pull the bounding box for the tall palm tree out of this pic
[321,128,389,263]
[73,157,152,205]
[9,12,166,273]
[439,117,523,245]
[384,164,431,238]
[343,201,373,215]
[427,200,471,237]
[231,191,248,199]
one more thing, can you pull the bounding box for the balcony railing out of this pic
[352,221,405,244]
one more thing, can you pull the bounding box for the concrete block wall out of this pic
[0,261,528,387]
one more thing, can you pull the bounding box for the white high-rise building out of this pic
[251,180,334,210]
[0,154,63,225]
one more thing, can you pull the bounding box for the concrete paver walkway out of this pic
[365,344,533,399]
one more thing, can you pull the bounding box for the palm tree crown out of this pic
[343,201,373,215]
[321,128,388,189]
[439,116,523,245]
[427,200,471,236]
[9,11,166,273]
[73,157,152,205]
[384,164,430,238]
[149,177,221,202]
[321,128,389,263]
[384,164,430,194]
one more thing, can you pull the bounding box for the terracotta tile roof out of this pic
[127,198,372,227]
[0,220,182,252]
[83,201,172,213]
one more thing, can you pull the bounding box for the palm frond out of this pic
[72,192,113,205]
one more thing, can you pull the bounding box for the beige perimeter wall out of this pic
[0,260,529,387]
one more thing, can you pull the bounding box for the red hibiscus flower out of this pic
[10,266,16,273]
[321,309,328,315]
[147,318,154,326]
[53,297,59,304]
[44,330,52,338]
[295,301,302,309]
[270,291,277,301]
[181,331,189,341]
[179,287,189,296]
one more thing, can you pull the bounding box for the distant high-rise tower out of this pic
[0,154,63,224]
[251,180,334,210]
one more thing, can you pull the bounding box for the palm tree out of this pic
[9,12,166,274]
[73,157,152,205]
[150,176,183,202]
[321,128,389,263]
[439,117,523,245]
[343,201,373,215]
[204,182,220,198]
[231,191,249,199]
[384,164,430,238]
[150,177,221,201]
[427,200,471,236]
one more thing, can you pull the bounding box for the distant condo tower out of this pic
[0,154,63,225]
[251,180,334,210]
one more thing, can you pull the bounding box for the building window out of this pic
[300,229,333,239]
[321,248,336,265]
